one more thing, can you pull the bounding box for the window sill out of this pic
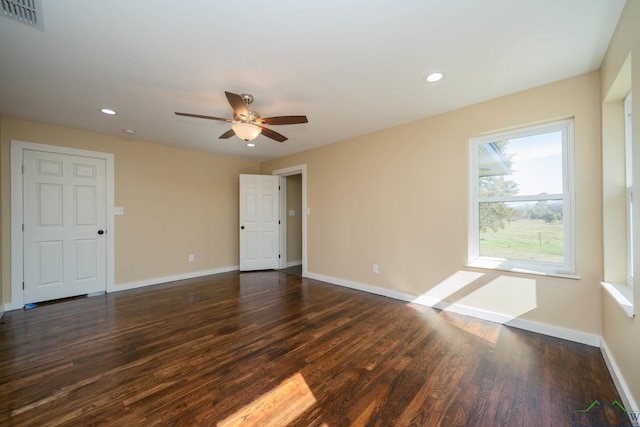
[600,282,635,318]
[466,259,580,280]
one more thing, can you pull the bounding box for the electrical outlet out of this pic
[188,255,194,262]
[373,264,379,273]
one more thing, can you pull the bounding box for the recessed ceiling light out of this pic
[100,108,117,115]
[123,129,136,134]
[424,72,444,83]
[247,143,256,147]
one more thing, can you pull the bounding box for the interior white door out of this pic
[23,149,107,304]
[239,174,280,271]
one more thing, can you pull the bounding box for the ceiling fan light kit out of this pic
[232,122,261,141]
[175,91,308,144]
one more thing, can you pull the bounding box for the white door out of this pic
[239,174,279,271]
[23,149,107,304]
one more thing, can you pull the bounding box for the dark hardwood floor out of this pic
[0,271,629,426]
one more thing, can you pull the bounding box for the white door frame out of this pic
[9,140,115,310]
[272,164,307,276]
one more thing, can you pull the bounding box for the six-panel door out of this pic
[23,149,107,303]
[239,174,280,271]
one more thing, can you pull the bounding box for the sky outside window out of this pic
[500,131,563,196]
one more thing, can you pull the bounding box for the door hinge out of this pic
[279,220,281,225]
[21,165,24,174]
[279,254,281,259]
[279,186,281,190]
[22,224,24,232]
[22,282,25,289]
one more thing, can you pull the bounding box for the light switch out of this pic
[289,210,296,216]
[114,207,124,215]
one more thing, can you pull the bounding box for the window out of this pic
[601,56,633,316]
[468,119,575,277]
[625,92,633,285]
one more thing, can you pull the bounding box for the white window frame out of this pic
[625,92,633,286]
[468,119,576,278]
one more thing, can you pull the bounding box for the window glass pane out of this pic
[478,131,563,197]
[479,200,564,263]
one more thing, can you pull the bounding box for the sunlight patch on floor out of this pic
[217,372,317,427]
[437,310,503,344]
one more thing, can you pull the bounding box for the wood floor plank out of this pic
[0,270,630,426]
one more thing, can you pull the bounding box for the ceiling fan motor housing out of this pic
[234,111,260,123]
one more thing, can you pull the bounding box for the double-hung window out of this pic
[468,119,575,277]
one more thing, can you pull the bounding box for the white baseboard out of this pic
[3,301,22,312]
[305,272,416,302]
[601,338,639,414]
[2,266,240,312]
[416,294,519,325]
[286,260,302,267]
[306,271,601,347]
[0,268,609,350]
[108,266,239,293]
[505,317,601,347]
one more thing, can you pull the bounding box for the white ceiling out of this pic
[0,0,626,161]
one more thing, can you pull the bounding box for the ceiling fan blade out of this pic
[259,115,308,126]
[219,129,235,139]
[225,91,250,120]
[258,126,288,142]
[175,112,231,122]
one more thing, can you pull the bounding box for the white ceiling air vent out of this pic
[1,0,43,30]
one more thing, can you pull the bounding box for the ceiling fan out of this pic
[175,91,308,143]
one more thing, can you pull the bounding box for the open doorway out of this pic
[283,174,303,275]
[273,165,307,277]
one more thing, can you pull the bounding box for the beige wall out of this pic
[262,71,603,335]
[0,116,3,313]
[0,116,260,305]
[286,174,303,264]
[600,0,640,409]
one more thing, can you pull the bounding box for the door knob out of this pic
[240,226,245,230]
[97,230,105,235]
